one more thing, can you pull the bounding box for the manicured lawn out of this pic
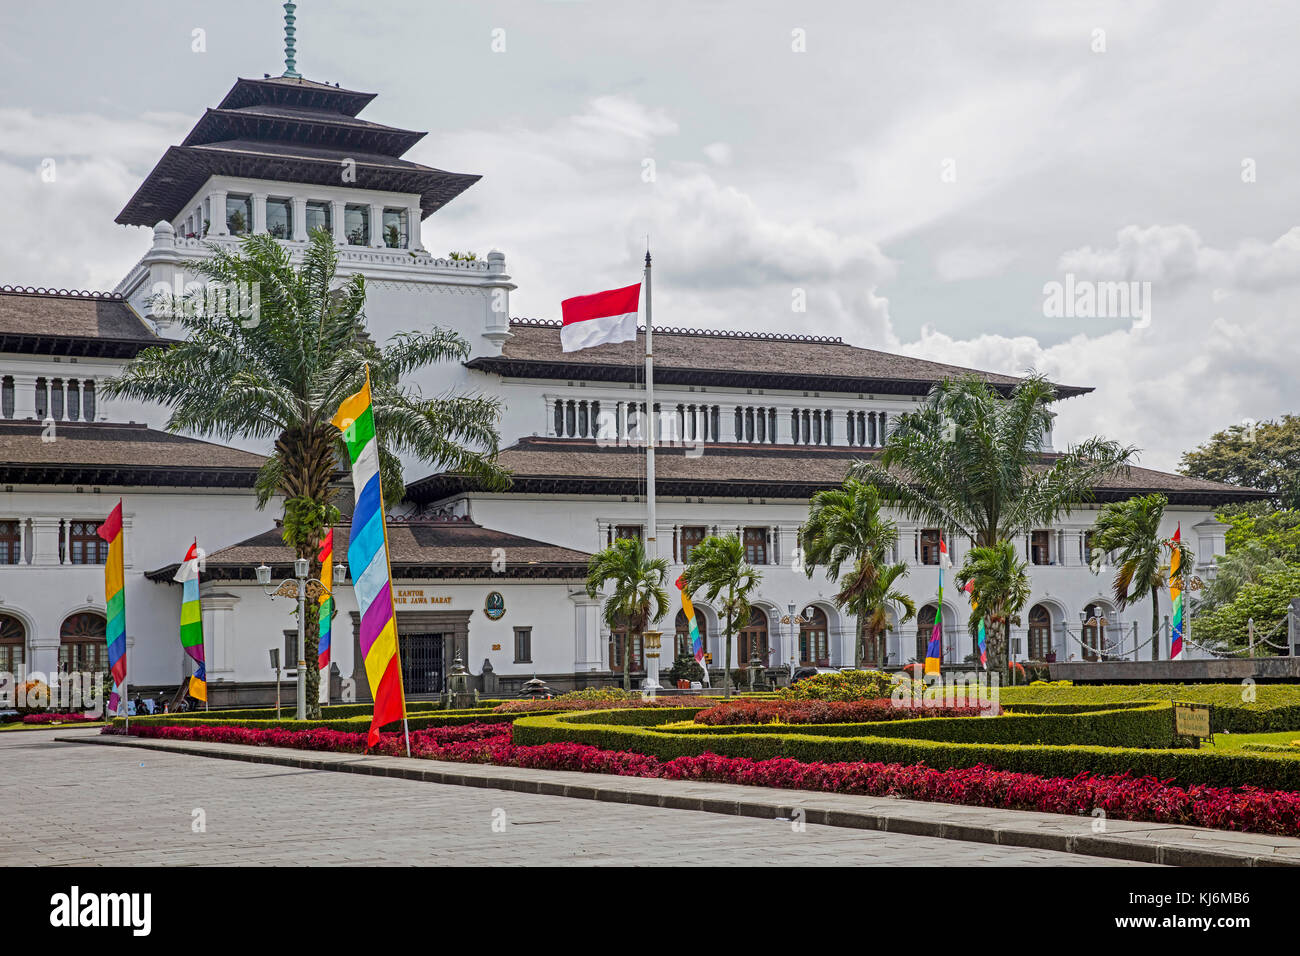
[0,720,106,732]
[1208,729,1300,753]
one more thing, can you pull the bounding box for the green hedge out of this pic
[114,706,516,733]
[511,708,1300,790]
[660,704,1176,749]
[997,684,1300,733]
[162,701,450,722]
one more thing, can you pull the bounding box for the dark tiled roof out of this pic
[117,75,478,226]
[408,437,1268,506]
[468,320,1093,398]
[0,421,265,488]
[145,519,591,582]
[0,288,166,356]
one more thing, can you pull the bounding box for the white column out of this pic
[18,519,27,564]
[210,190,229,235]
[252,193,268,235]
[30,518,60,566]
[408,205,424,251]
[63,520,71,566]
[11,373,37,420]
[369,202,385,247]
[291,197,308,241]
[330,200,347,245]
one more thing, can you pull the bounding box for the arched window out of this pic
[1027,604,1052,661]
[0,613,25,673]
[797,607,829,667]
[739,607,770,668]
[59,612,106,673]
[916,603,939,661]
[674,609,707,659]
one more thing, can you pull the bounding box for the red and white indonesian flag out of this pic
[560,283,641,352]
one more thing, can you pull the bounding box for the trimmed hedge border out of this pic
[511,707,1300,790]
[997,684,1300,733]
[112,707,519,734]
[660,704,1177,749]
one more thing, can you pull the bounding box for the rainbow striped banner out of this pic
[317,529,334,699]
[96,501,127,715]
[331,369,408,750]
[1170,524,1184,660]
[675,574,709,686]
[924,536,950,675]
[173,540,206,702]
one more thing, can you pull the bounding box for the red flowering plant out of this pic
[110,719,1300,837]
[21,712,102,725]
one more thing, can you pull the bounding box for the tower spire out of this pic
[282,2,301,78]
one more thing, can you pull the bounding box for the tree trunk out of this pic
[1150,590,1161,661]
[724,584,735,699]
[624,628,634,691]
[987,617,1008,682]
[854,613,863,669]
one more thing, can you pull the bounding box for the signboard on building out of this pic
[392,588,453,608]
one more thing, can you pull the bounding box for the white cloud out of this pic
[934,244,1018,282]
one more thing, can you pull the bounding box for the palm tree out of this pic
[682,535,761,698]
[585,537,671,690]
[851,373,1134,549]
[1090,493,1194,660]
[956,540,1032,676]
[799,477,913,667]
[105,229,506,716]
[853,562,917,669]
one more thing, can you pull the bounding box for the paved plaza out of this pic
[1,730,1148,866]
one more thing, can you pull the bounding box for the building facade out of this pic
[0,66,1264,706]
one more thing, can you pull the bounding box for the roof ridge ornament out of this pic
[282,2,301,79]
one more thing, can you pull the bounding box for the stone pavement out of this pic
[1,728,1137,866]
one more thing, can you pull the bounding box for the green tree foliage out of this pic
[682,535,761,699]
[1179,415,1300,508]
[106,230,505,715]
[584,537,670,691]
[799,478,915,667]
[1193,566,1300,653]
[851,373,1134,548]
[1090,494,1192,661]
[956,540,1032,676]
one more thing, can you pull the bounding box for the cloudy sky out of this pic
[2,0,1297,471]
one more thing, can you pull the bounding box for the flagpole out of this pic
[644,250,656,564]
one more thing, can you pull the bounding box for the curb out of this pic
[58,734,1300,867]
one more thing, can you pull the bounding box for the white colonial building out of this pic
[0,56,1261,706]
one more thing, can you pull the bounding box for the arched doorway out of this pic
[609,617,643,675]
[739,607,769,669]
[1027,604,1052,661]
[674,609,707,659]
[915,604,939,662]
[798,607,829,666]
[1080,603,1113,662]
[59,612,106,674]
[0,613,26,673]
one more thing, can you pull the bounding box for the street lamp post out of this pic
[257,558,338,721]
[779,602,815,678]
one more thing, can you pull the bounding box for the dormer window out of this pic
[225,194,252,236]
[305,200,332,237]
[266,198,293,239]
[344,204,370,245]
[382,208,408,248]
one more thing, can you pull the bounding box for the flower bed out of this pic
[109,720,1300,837]
[21,712,103,724]
[694,698,995,726]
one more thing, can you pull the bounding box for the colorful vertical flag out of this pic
[1169,523,1184,660]
[964,579,987,668]
[317,529,334,685]
[173,540,206,702]
[675,574,709,686]
[331,369,407,747]
[924,536,951,675]
[96,501,127,715]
